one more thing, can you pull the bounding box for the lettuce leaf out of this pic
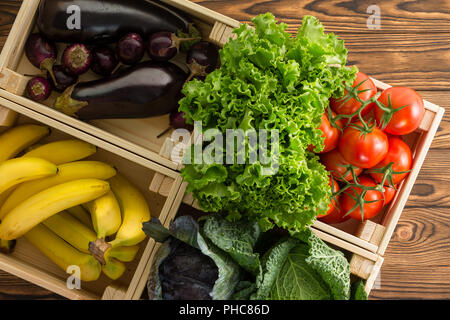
[180,13,357,233]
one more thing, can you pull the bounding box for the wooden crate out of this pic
[0,0,240,171]
[150,81,444,260]
[159,184,384,296]
[0,99,185,300]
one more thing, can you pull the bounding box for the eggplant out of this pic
[37,0,197,45]
[54,61,188,120]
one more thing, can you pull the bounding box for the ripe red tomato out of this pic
[374,87,425,135]
[383,185,397,206]
[339,122,389,169]
[320,149,363,182]
[317,177,340,218]
[311,111,343,154]
[340,175,384,221]
[330,72,377,118]
[369,137,412,185]
[318,205,350,224]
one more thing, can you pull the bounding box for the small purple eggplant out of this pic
[147,32,200,62]
[62,44,93,75]
[186,41,219,82]
[170,111,193,131]
[27,76,52,102]
[25,33,57,84]
[48,65,78,93]
[91,46,118,76]
[116,33,145,65]
[157,110,193,138]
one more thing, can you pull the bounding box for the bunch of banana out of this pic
[0,123,152,283]
[0,124,52,253]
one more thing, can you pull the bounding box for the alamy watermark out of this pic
[367,5,381,30]
[171,122,280,176]
[66,265,81,290]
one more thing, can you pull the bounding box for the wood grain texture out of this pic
[0,0,448,300]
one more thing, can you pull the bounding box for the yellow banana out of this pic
[66,205,92,228]
[105,245,140,263]
[24,224,101,282]
[0,179,110,240]
[0,238,15,254]
[83,191,121,239]
[22,139,97,165]
[0,124,50,161]
[108,174,151,248]
[102,257,126,280]
[0,161,116,219]
[0,187,15,210]
[0,157,58,195]
[42,211,97,254]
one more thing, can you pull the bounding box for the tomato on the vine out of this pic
[369,136,412,185]
[318,205,350,224]
[340,175,384,221]
[338,122,389,169]
[311,111,343,154]
[330,72,377,118]
[374,87,425,135]
[383,185,397,206]
[320,149,363,182]
[317,177,340,218]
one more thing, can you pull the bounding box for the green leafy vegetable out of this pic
[351,280,368,300]
[180,13,357,232]
[201,214,261,275]
[144,216,241,300]
[252,237,299,300]
[270,245,331,300]
[295,228,351,300]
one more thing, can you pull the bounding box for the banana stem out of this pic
[89,238,111,265]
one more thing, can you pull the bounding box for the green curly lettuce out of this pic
[180,13,357,232]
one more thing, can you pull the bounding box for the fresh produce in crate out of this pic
[37,0,199,45]
[147,31,201,61]
[24,224,102,282]
[54,61,188,120]
[143,214,367,300]
[0,161,117,219]
[47,65,79,93]
[116,33,145,65]
[90,46,118,76]
[25,33,57,83]
[180,14,357,232]
[62,44,93,76]
[26,77,52,102]
[315,71,422,223]
[0,178,111,240]
[0,123,152,281]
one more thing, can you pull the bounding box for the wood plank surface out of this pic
[0,0,449,300]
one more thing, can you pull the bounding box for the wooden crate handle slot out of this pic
[209,21,237,47]
[0,106,18,127]
[355,220,386,247]
[350,254,375,280]
[0,68,30,95]
[101,284,128,300]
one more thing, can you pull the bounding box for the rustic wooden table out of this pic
[0,0,448,300]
